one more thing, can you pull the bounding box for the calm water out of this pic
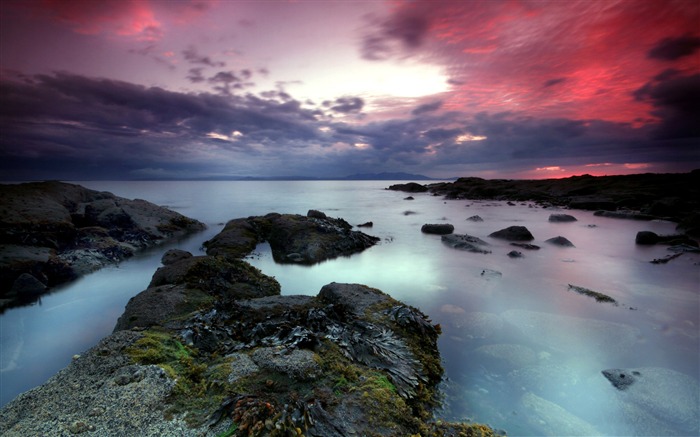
[1,181,698,435]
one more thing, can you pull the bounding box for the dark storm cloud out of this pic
[411,100,442,116]
[0,72,321,179]
[361,9,432,60]
[187,68,205,83]
[543,78,567,88]
[634,72,700,140]
[182,46,225,67]
[648,34,700,61]
[330,97,364,113]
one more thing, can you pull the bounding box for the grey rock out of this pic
[549,213,578,222]
[635,231,659,245]
[466,215,484,222]
[227,353,260,383]
[602,368,639,390]
[507,250,523,258]
[161,249,193,265]
[251,347,320,381]
[8,273,46,297]
[511,242,540,250]
[545,236,575,247]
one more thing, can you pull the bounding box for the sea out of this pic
[1,180,698,436]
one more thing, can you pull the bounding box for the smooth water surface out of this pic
[1,181,698,436]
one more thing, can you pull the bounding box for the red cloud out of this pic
[367,0,700,125]
[35,0,163,41]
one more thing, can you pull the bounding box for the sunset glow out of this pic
[0,0,698,180]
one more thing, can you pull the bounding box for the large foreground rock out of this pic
[0,182,205,308]
[1,213,493,436]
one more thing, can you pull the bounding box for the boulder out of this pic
[489,226,534,241]
[441,234,491,254]
[507,250,523,258]
[548,213,577,222]
[8,273,46,298]
[421,223,455,235]
[635,231,659,245]
[545,236,575,247]
[466,215,484,222]
[357,221,373,228]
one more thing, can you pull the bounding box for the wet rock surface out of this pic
[489,226,535,241]
[204,211,379,264]
[0,181,205,309]
[0,213,495,437]
[421,223,455,235]
[442,234,491,254]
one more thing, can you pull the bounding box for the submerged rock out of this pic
[466,215,484,222]
[520,392,601,436]
[545,236,575,247]
[548,213,577,222]
[567,284,617,304]
[441,234,491,253]
[511,242,541,250]
[601,367,700,435]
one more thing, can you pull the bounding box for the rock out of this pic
[474,344,537,371]
[507,250,523,258]
[307,209,327,219]
[511,242,540,250]
[404,196,414,200]
[357,221,373,228]
[387,182,428,192]
[0,181,205,307]
[403,210,417,216]
[601,367,700,435]
[251,347,321,381]
[480,269,502,280]
[594,210,656,220]
[502,309,639,360]
[489,226,534,241]
[421,223,454,235]
[441,234,491,253]
[161,249,193,265]
[567,284,617,304]
[635,231,659,245]
[520,392,601,436]
[548,213,577,222]
[545,236,575,247]
[8,273,46,298]
[205,213,379,264]
[466,215,484,222]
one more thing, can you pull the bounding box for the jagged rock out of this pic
[441,234,491,253]
[545,236,575,247]
[421,223,454,235]
[0,181,205,308]
[489,225,534,241]
[549,213,577,222]
[511,242,540,250]
[357,221,373,228]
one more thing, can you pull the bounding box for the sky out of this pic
[1,0,699,180]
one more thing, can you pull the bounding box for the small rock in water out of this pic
[602,368,639,390]
[466,215,484,222]
[421,223,455,235]
[545,236,575,247]
[511,242,540,250]
[357,221,373,228]
[507,250,523,258]
[489,226,534,241]
[548,213,577,222]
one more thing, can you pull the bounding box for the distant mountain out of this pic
[342,172,439,180]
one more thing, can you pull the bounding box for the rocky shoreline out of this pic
[0,181,206,310]
[389,170,700,236]
[0,207,496,436]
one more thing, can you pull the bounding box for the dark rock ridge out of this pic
[204,210,379,264]
[0,212,495,437]
[421,223,455,235]
[425,171,700,237]
[635,231,699,247]
[0,181,205,309]
[489,226,535,241]
[387,182,429,193]
[568,284,617,304]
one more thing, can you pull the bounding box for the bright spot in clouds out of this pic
[456,134,487,143]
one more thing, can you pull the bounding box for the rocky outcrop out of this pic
[489,226,534,241]
[204,212,379,264]
[421,223,455,235]
[0,182,205,309]
[1,213,493,436]
[387,182,428,193]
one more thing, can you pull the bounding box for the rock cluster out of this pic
[0,211,494,437]
[0,182,205,309]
